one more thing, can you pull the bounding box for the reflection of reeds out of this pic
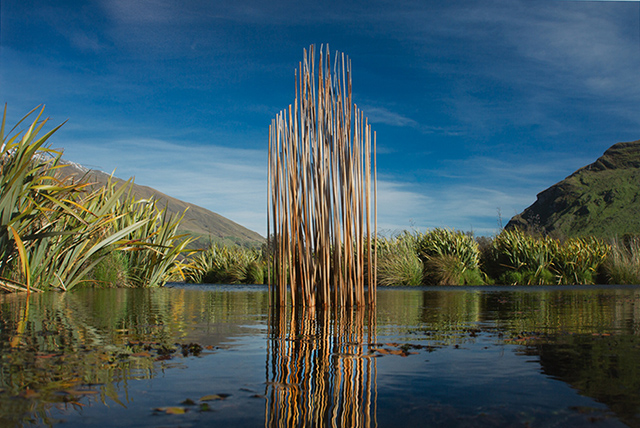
[266,306,377,428]
[267,45,377,308]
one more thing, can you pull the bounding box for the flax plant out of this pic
[553,237,610,285]
[1,105,67,291]
[112,188,194,287]
[20,180,148,291]
[0,105,142,291]
[0,105,191,292]
[490,229,556,285]
[417,228,483,285]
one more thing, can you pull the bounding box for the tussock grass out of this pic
[603,237,640,285]
[375,233,422,287]
[184,244,264,284]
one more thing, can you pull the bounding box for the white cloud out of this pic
[363,106,418,127]
[59,136,268,235]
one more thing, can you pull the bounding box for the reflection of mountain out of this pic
[531,335,640,427]
[3,287,640,426]
[266,307,377,428]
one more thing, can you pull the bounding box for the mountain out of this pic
[57,160,265,249]
[506,139,640,238]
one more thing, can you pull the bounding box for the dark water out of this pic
[1,285,640,427]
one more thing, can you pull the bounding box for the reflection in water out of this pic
[1,286,640,427]
[266,306,377,428]
[0,287,269,427]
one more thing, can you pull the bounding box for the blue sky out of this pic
[2,0,639,236]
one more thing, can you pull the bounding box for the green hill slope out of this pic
[58,161,265,249]
[506,139,640,238]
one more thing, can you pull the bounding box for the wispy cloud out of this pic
[59,136,268,235]
[363,106,417,127]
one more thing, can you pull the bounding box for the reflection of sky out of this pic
[3,286,639,426]
[373,337,614,427]
[47,322,618,427]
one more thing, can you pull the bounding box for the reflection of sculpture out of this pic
[266,306,377,427]
[267,45,377,308]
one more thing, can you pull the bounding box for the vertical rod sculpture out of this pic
[268,45,377,308]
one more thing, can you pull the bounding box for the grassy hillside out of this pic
[58,162,265,249]
[507,140,640,238]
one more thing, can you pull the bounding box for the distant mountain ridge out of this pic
[507,139,640,238]
[57,161,265,249]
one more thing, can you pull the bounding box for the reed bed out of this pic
[267,45,377,308]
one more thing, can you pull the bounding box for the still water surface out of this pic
[1,284,639,427]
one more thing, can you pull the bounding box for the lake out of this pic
[1,284,639,427]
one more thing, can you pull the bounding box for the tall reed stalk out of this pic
[268,46,377,308]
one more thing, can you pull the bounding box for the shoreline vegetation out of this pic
[183,229,640,287]
[2,106,639,293]
[1,105,194,293]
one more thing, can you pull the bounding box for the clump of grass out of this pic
[375,233,423,287]
[184,244,264,284]
[417,228,483,285]
[86,251,130,288]
[602,236,640,285]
